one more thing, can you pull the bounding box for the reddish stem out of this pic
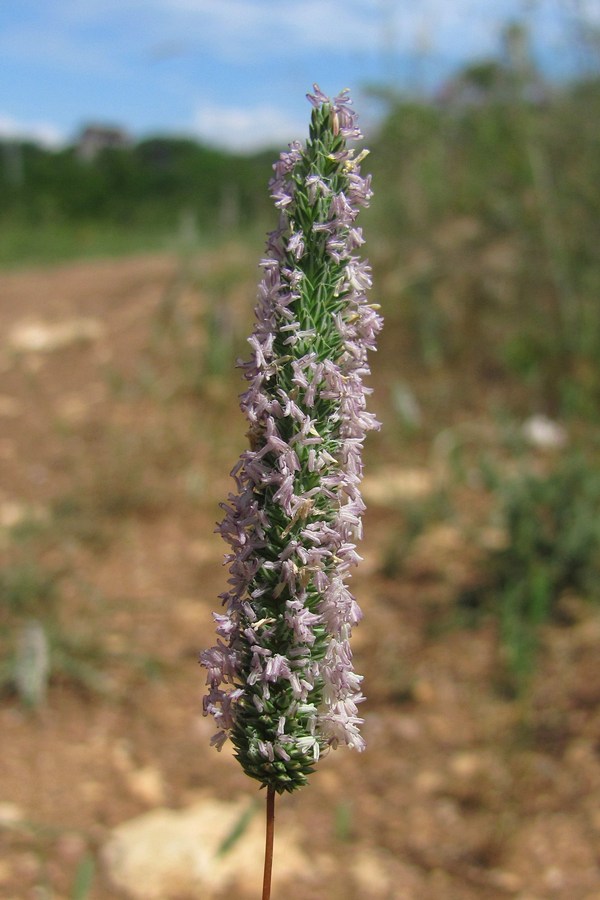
[262,785,276,900]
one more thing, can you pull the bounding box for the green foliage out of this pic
[333,800,354,842]
[472,455,600,684]
[0,559,61,617]
[0,536,107,702]
[215,799,260,857]
[365,69,600,417]
[0,219,170,269]
[0,136,274,267]
[71,854,95,900]
[148,251,248,397]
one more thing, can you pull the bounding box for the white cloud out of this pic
[2,1,587,76]
[95,0,579,71]
[193,102,306,151]
[0,0,589,153]
[142,0,381,59]
[143,0,538,60]
[0,114,65,148]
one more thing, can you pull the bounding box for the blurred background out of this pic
[1,1,600,898]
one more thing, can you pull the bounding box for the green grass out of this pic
[0,220,173,270]
[459,453,600,689]
[0,215,267,271]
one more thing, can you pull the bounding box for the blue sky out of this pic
[0,0,598,152]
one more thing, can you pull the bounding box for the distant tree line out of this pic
[0,136,276,232]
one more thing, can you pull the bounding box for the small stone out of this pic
[449,752,482,779]
[125,766,166,807]
[102,798,306,899]
[0,502,48,530]
[361,466,434,506]
[544,866,565,889]
[8,318,105,354]
[350,850,391,895]
[0,802,24,827]
[522,414,567,449]
[14,620,50,708]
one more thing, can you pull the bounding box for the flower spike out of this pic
[200,86,382,794]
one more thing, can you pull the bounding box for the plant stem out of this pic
[262,785,276,900]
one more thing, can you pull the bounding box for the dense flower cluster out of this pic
[200,86,382,793]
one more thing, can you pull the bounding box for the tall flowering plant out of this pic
[201,85,381,890]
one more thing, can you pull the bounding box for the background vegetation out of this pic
[2,27,600,670]
[1,21,600,898]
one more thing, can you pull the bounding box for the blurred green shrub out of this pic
[0,546,110,703]
[380,487,453,579]
[365,45,600,418]
[0,558,62,617]
[0,136,274,268]
[148,250,248,397]
[469,455,600,684]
